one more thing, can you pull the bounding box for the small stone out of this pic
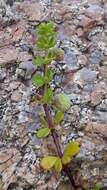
[18,51,32,62]
[90,82,107,106]
[19,61,36,79]
[0,47,18,66]
[17,111,29,124]
[18,2,42,22]
[74,68,97,87]
[11,91,22,102]
[89,49,103,65]
[78,15,94,31]
[0,69,6,82]
[77,55,88,67]
[85,4,104,22]
[51,48,64,62]
[85,122,107,138]
[93,111,107,122]
[8,81,20,91]
[99,66,107,79]
[78,131,84,137]
[76,27,84,37]
[64,50,78,71]
[11,21,27,42]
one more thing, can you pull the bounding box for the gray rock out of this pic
[74,68,97,87]
[89,49,103,65]
[64,50,78,70]
[96,99,107,111]
[11,91,22,102]
[85,4,104,22]
[0,69,6,82]
[93,111,107,122]
[18,61,36,80]
[0,0,17,27]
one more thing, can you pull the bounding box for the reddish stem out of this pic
[43,104,77,189]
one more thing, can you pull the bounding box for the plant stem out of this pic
[43,104,77,190]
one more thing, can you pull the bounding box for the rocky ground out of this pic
[0,0,107,189]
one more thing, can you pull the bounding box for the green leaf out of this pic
[36,22,56,50]
[41,156,57,170]
[33,57,44,66]
[43,88,53,104]
[37,37,49,49]
[55,93,71,112]
[92,184,101,190]
[44,68,53,83]
[54,158,62,172]
[37,22,55,36]
[54,111,64,125]
[32,74,44,87]
[64,141,79,157]
[36,127,51,138]
[61,155,71,165]
[48,36,56,48]
[47,50,55,59]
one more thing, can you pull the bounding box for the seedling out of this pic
[31,21,79,189]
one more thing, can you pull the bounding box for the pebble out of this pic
[11,91,22,102]
[64,50,78,71]
[0,47,18,66]
[74,68,97,87]
[89,49,103,65]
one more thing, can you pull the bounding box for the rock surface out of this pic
[0,0,107,190]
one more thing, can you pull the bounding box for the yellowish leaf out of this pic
[64,141,79,157]
[54,158,62,172]
[41,156,57,170]
[61,155,71,165]
[36,127,50,138]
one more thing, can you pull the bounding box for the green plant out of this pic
[31,22,79,189]
[91,184,101,190]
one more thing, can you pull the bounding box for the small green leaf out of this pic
[54,111,64,125]
[64,141,79,157]
[32,74,44,87]
[54,158,62,172]
[37,22,55,36]
[36,22,56,50]
[43,88,53,104]
[44,68,53,83]
[41,156,57,170]
[61,155,71,165]
[36,127,50,138]
[55,93,71,112]
[48,36,56,48]
[47,50,55,59]
[33,57,44,66]
[92,184,101,190]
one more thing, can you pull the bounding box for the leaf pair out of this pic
[41,141,79,172]
[41,156,62,173]
[33,52,55,67]
[32,68,53,87]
